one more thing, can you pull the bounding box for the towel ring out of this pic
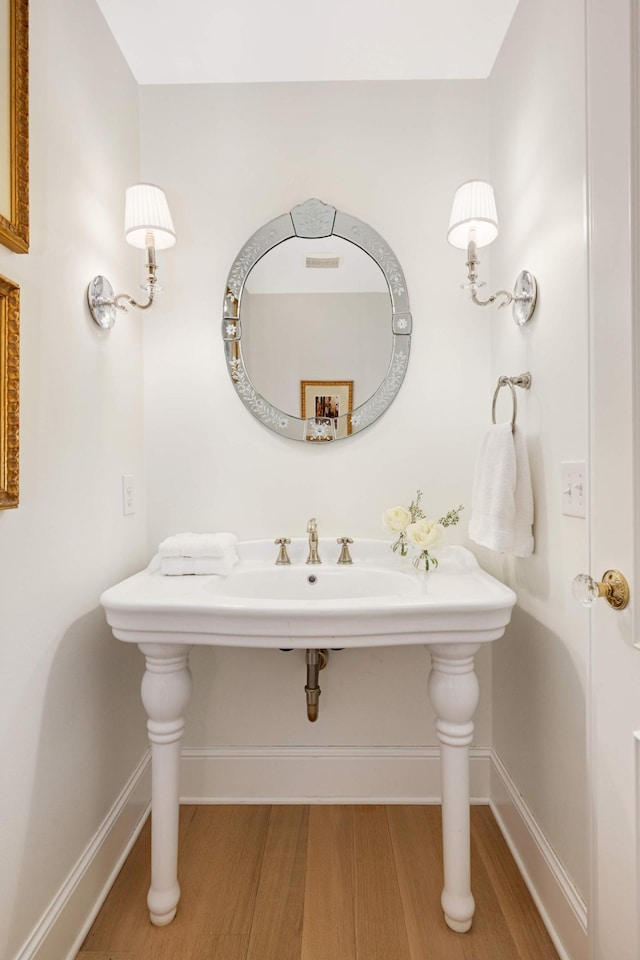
[491,372,532,432]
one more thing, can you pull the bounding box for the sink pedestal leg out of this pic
[427,642,480,933]
[139,643,193,926]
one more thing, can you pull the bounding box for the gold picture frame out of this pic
[301,380,354,441]
[0,0,29,253]
[0,273,19,508]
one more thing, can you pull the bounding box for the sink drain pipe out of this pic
[305,648,328,722]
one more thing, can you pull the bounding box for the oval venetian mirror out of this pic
[222,198,411,442]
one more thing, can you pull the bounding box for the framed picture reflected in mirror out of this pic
[301,380,353,441]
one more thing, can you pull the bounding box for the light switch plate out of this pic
[122,474,135,516]
[561,461,587,518]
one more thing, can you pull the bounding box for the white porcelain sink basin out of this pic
[100,539,516,648]
[208,564,419,601]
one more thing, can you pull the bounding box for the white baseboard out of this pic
[12,750,151,960]
[179,744,492,803]
[490,749,588,960]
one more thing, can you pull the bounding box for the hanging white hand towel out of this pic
[468,423,534,556]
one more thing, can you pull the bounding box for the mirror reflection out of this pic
[242,236,393,420]
[222,199,411,442]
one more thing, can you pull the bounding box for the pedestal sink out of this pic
[101,539,516,933]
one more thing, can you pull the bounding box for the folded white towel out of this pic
[158,532,238,559]
[160,553,238,576]
[468,423,534,557]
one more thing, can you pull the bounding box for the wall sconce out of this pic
[447,179,537,326]
[87,183,177,330]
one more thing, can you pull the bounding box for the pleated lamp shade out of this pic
[447,179,499,249]
[124,183,176,250]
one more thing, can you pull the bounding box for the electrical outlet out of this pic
[122,475,135,516]
[561,461,587,518]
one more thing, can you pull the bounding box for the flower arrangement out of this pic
[383,490,463,571]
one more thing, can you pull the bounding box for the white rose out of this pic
[406,518,444,550]
[382,506,412,533]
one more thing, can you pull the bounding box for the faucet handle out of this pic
[337,537,353,564]
[275,538,292,565]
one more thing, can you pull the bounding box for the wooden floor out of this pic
[78,804,560,960]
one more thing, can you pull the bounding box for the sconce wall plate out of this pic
[87,275,117,330]
[512,270,537,326]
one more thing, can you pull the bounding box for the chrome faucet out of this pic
[306,518,322,564]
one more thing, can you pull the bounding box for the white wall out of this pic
[487,0,589,901]
[0,2,149,958]
[139,82,495,763]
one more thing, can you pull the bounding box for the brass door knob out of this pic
[572,570,630,610]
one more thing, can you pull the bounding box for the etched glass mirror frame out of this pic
[222,198,412,442]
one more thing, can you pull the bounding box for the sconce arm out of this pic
[113,289,155,312]
[465,238,513,308]
[469,286,513,309]
[115,242,159,310]
[88,243,160,326]
[464,238,535,320]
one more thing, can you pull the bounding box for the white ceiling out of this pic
[95,0,520,85]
